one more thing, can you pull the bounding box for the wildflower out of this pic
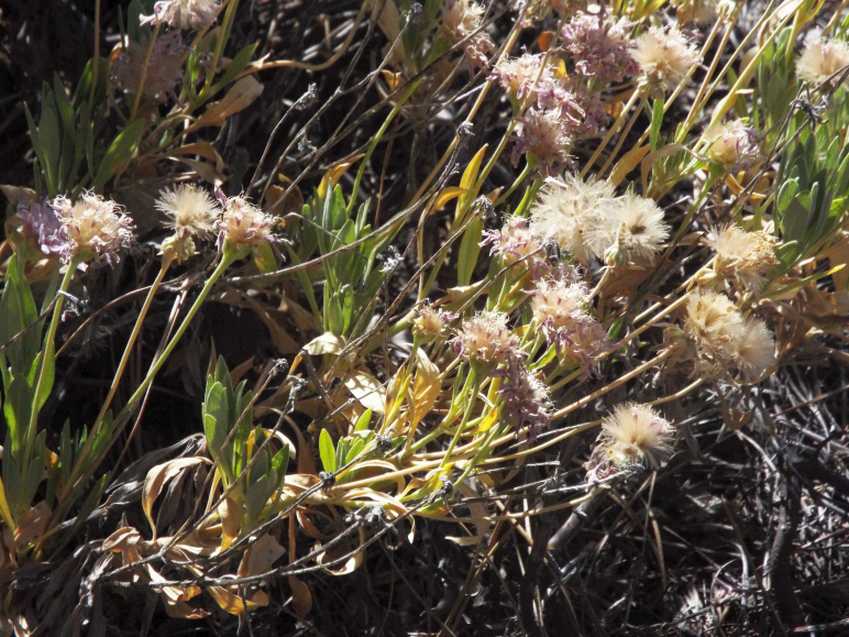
[513,107,572,175]
[481,216,549,277]
[683,290,776,382]
[220,195,277,249]
[493,54,548,103]
[560,11,638,83]
[632,26,699,89]
[155,184,220,261]
[588,192,669,264]
[531,277,608,364]
[413,302,456,341]
[499,361,551,430]
[796,30,849,87]
[707,224,777,289]
[442,0,494,66]
[111,31,186,102]
[453,310,522,366]
[16,200,67,257]
[703,120,760,169]
[597,402,674,468]
[529,174,617,264]
[51,193,135,264]
[141,0,221,31]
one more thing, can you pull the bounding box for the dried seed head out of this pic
[588,193,669,264]
[51,193,135,264]
[632,26,699,89]
[111,31,186,102]
[141,0,221,30]
[531,277,608,365]
[703,120,760,169]
[530,174,617,264]
[156,184,221,237]
[729,318,776,383]
[683,290,776,382]
[597,402,674,469]
[560,11,638,83]
[454,310,522,366]
[707,224,777,289]
[796,30,849,86]
[221,195,277,249]
[155,184,221,261]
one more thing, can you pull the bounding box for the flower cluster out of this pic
[683,290,776,382]
[441,0,494,67]
[796,30,849,87]
[220,195,277,249]
[141,0,221,31]
[481,215,550,278]
[512,107,573,175]
[413,302,456,342]
[498,360,551,431]
[111,31,187,102]
[453,310,522,367]
[703,119,760,169]
[17,200,67,258]
[560,11,638,83]
[529,175,668,265]
[531,276,608,367]
[51,193,135,265]
[632,26,699,89]
[493,54,610,173]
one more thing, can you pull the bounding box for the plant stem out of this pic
[93,257,172,427]
[26,259,76,449]
[130,23,161,121]
[124,251,235,409]
[205,0,240,91]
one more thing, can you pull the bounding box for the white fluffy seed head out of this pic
[632,26,700,88]
[529,175,617,264]
[708,224,777,288]
[599,402,674,468]
[683,290,776,382]
[156,184,220,237]
[588,193,669,264]
[796,30,849,86]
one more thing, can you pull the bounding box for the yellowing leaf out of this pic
[187,76,264,131]
[408,349,440,434]
[609,144,650,187]
[142,457,209,538]
[345,371,386,413]
[303,332,345,356]
[434,186,465,211]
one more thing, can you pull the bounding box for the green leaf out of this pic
[456,216,483,286]
[353,409,373,432]
[318,428,336,473]
[93,119,145,189]
[649,98,664,151]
